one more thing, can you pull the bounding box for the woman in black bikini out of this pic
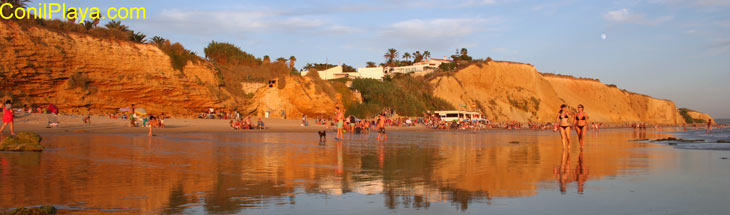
[556,104,571,149]
[574,104,589,148]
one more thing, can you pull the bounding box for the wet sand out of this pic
[1,128,729,214]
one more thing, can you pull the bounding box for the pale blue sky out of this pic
[31,0,730,117]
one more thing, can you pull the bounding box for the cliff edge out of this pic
[431,62,698,124]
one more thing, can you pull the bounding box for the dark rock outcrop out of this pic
[0,132,44,151]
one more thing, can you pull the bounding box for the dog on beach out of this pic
[318,130,326,142]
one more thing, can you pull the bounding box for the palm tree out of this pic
[423,51,431,60]
[288,56,296,69]
[366,61,376,68]
[65,8,77,23]
[413,51,423,63]
[460,48,468,57]
[105,20,129,32]
[1,0,30,18]
[384,48,398,66]
[276,57,287,64]
[149,36,167,46]
[402,52,412,63]
[263,55,271,64]
[130,31,146,43]
[83,20,94,30]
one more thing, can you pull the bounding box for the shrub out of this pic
[303,63,337,71]
[204,41,259,66]
[679,108,706,124]
[349,75,453,118]
[155,41,201,72]
[66,72,91,90]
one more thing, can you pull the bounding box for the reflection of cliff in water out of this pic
[0,130,673,213]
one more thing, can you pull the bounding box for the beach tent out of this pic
[119,107,147,115]
[134,108,147,115]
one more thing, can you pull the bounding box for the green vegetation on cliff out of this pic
[679,108,706,124]
[202,41,293,97]
[347,75,453,118]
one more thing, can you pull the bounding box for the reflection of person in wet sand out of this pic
[556,104,572,149]
[706,119,713,134]
[554,149,570,194]
[574,104,589,148]
[336,140,343,176]
[575,150,589,194]
[378,141,385,169]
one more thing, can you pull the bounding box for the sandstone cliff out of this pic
[431,62,562,122]
[0,21,338,117]
[680,108,715,124]
[245,75,339,119]
[0,21,231,116]
[431,62,695,124]
[0,21,711,123]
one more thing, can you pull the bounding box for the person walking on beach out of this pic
[1,100,16,136]
[574,104,589,148]
[556,104,572,149]
[377,113,387,141]
[706,119,713,134]
[130,104,136,127]
[148,116,155,136]
[335,107,344,140]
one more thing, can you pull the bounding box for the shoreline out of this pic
[3,113,718,136]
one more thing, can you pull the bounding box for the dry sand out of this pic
[5,113,428,135]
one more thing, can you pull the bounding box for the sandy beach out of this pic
[7,113,430,135]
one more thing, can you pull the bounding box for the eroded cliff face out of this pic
[432,62,695,124]
[545,75,684,124]
[684,109,714,123]
[0,21,232,116]
[0,21,339,117]
[245,76,339,119]
[431,62,563,122]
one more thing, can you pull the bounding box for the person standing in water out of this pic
[377,113,387,141]
[574,104,589,148]
[706,119,713,134]
[335,107,344,140]
[148,115,155,136]
[1,100,15,136]
[556,104,572,149]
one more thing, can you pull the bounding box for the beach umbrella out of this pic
[119,107,131,112]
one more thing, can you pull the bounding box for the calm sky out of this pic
[32,0,730,118]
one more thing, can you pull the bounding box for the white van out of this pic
[435,111,482,122]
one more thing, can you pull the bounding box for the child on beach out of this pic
[257,118,265,129]
[1,100,16,136]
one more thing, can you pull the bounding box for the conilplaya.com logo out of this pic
[1,2,146,22]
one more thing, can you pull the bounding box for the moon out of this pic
[601,33,607,40]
